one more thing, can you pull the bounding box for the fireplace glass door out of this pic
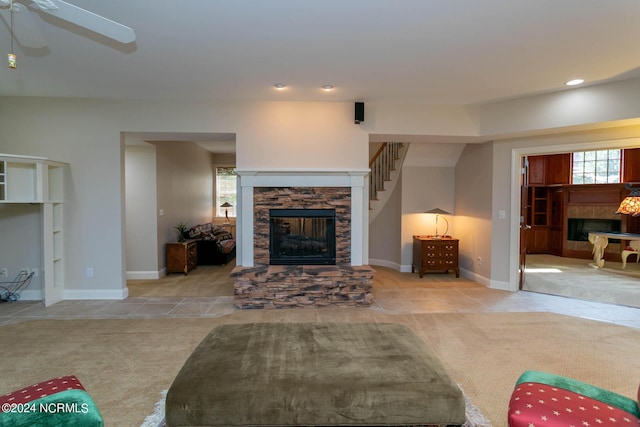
[270,209,336,265]
[567,218,622,242]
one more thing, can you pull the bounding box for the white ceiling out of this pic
[2,0,639,104]
[2,1,640,156]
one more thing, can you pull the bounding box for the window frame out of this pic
[571,149,621,185]
[215,165,237,219]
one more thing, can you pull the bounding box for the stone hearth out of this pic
[232,265,375,309]
[231,171,374,309]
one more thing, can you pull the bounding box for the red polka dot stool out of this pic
[509,370,640,427]
[0,375,103,427]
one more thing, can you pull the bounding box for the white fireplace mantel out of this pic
[236,168,370,267]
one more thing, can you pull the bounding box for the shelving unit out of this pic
[0,161,5,200]
[530,187,548,226]
[525,186,550,253]
[0,154,68,306]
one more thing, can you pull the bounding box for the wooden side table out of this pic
[166,240,197,275]
[412,236,459,278]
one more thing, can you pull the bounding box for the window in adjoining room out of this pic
[572,149,621,184]
[215,167,237,218]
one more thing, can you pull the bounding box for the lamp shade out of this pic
[616,189,640,217]
[423,208,451,238]
[220,202,233,223]
[616,187,640,217]
[424,208,451,215]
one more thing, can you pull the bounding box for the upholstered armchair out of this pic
[509,370,640,427]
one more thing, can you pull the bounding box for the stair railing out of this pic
[369,142,402,202]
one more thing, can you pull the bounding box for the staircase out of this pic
[369,142,408,223]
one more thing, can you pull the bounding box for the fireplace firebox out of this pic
[270,209,336,265]
[567,218,622,242]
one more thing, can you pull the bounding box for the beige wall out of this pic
[235,102,368,170]
[471,79,640,137]
[367,102,479,136]
[154,142,215,277]
[0,204,42,297]
[369,174,403,268]
[454,142,494,285]
[400,166,456,270]
[126,141,217,278]
[125,145,158,276]
[154,141,215,242]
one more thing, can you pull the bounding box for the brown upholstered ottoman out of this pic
[166,322,465,426]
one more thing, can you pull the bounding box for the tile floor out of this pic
[2,284,640,328]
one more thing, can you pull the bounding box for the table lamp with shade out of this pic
[424,208,451,238]
[220,202,233,223]
[616,186,640,217]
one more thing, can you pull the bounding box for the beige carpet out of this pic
[1,311,639,427]
[525,254,640,308]
[127,262,235,297]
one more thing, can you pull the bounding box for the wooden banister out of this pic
[369,142,404,203]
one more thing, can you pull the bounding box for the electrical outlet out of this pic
[477,256,482,266]
[31,268,39,278]
[86,267,94,278]
[19,268,29,277]
[0,268,7,277]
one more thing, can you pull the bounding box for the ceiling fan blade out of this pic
[38,0,135,44]
[0,4,47,48]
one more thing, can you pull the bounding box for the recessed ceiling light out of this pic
[274,84,286,90]
[566,79,584,86]
[322,85,334,91]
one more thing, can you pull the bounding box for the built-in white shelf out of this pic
[0,155,65,203]
[0,154,68,306]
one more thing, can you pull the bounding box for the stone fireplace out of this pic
[231,170,374,309]
[566,204,623,257]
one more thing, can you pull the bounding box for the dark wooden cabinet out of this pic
[166,241,197,275]
[524,187,551,254]
[526,228,550,254]
[545,153,571,186]
[549,188,565,256]
[527,156,546,186]
[412,236,459,278]
[623,148,640,183]
[527,154,571,186]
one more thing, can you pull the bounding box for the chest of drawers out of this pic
[412,236,459,278]
[166,240,198,275]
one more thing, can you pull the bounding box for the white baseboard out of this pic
[400,264,414,273]
[64,288,128,300]
[368,258,402,271]
[126,270,161,280]
[460,268,491,287]
[460,268,514,291]
[489,279,513,291]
